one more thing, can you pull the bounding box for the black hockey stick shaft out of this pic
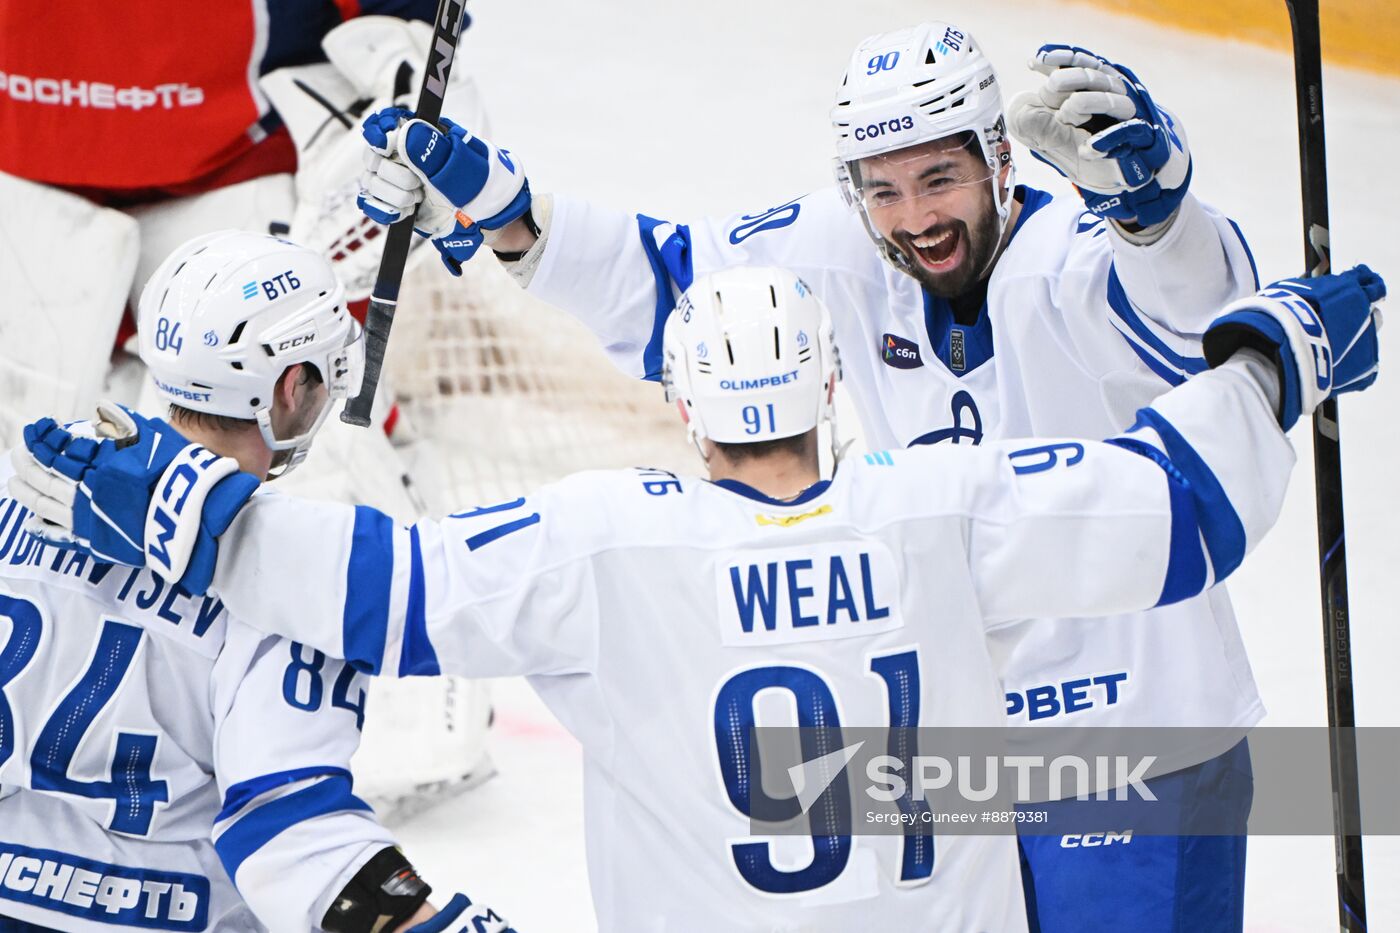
[342,0,468,427]
[1283,1,1368,928]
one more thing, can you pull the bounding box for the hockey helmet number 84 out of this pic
[137,229,362,475]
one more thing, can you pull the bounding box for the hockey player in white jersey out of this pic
[0,233,513,933]
[10,263,1385,931]
[350,20,1272,929]
[0,14,500,819]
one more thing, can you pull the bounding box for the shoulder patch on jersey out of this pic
[863,451,895,466]
[727,198,804,245]
[881,333,923,369]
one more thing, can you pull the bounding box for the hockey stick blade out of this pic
[342,0,468,427]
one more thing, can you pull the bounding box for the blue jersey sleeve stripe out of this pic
[214,773,372,880]
[636,215,694,382]
[398,526,441,677]
[1125,407,1248,580]
[344,506,393,675]
[465,513,540,551]
[1106,436,1209,606]
[1106,265,1209,381]
[216,766,353,823]
[1226,218,1260,289]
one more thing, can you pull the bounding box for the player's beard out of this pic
[890,191,1003,299]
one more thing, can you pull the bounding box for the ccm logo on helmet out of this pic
[853,116,915,142]
[276,332,316,352]
[720,370,799,391]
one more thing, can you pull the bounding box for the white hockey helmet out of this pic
[662,266,840,460]
[137,230,363,476]
[831,23,1015,275]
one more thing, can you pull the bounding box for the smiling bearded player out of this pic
[345,21,1263,932]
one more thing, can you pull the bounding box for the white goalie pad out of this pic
[352,675,495,822]
[0,172,138,445]
[123,173,296,310]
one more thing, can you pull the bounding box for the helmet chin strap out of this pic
[689,423,711,465]
[968,160,1018,286]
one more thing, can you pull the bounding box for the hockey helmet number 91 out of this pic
[662,266,840,457]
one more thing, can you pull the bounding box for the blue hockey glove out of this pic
[1203,265,1385,430]
[357,107,531,275]
[405,893,518,933]
[12,403,258,594]
[1007,45,1191,226]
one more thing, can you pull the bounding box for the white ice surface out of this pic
[393,1,1400,929]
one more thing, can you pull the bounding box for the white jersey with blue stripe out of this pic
[205,359,1292,931]
[521,183,1267,756]
[0,456,393,932]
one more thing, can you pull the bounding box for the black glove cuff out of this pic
[322,846,432,933]
[1201,321,1284,372]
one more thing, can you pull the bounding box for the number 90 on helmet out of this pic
[662,266,840,458]
[136,230,362,474]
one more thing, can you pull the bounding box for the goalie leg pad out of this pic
[0,172,138,445]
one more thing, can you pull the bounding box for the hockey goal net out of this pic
[379,250,702,513]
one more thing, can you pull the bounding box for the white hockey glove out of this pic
[357,108,531,275]
[1203,266,1385,431]
[259,16,490,299]
[1007,45,1191,227]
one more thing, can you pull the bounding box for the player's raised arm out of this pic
[1007,44,1258,376]
[968,267,1383,624]
[196,481,602,680]
[353,108,867,382]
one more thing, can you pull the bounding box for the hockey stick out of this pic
[1282,1,1368,929]
[342,0,469,427]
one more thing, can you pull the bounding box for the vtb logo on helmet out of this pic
[662,267,842,462]
[137,229,364,477]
